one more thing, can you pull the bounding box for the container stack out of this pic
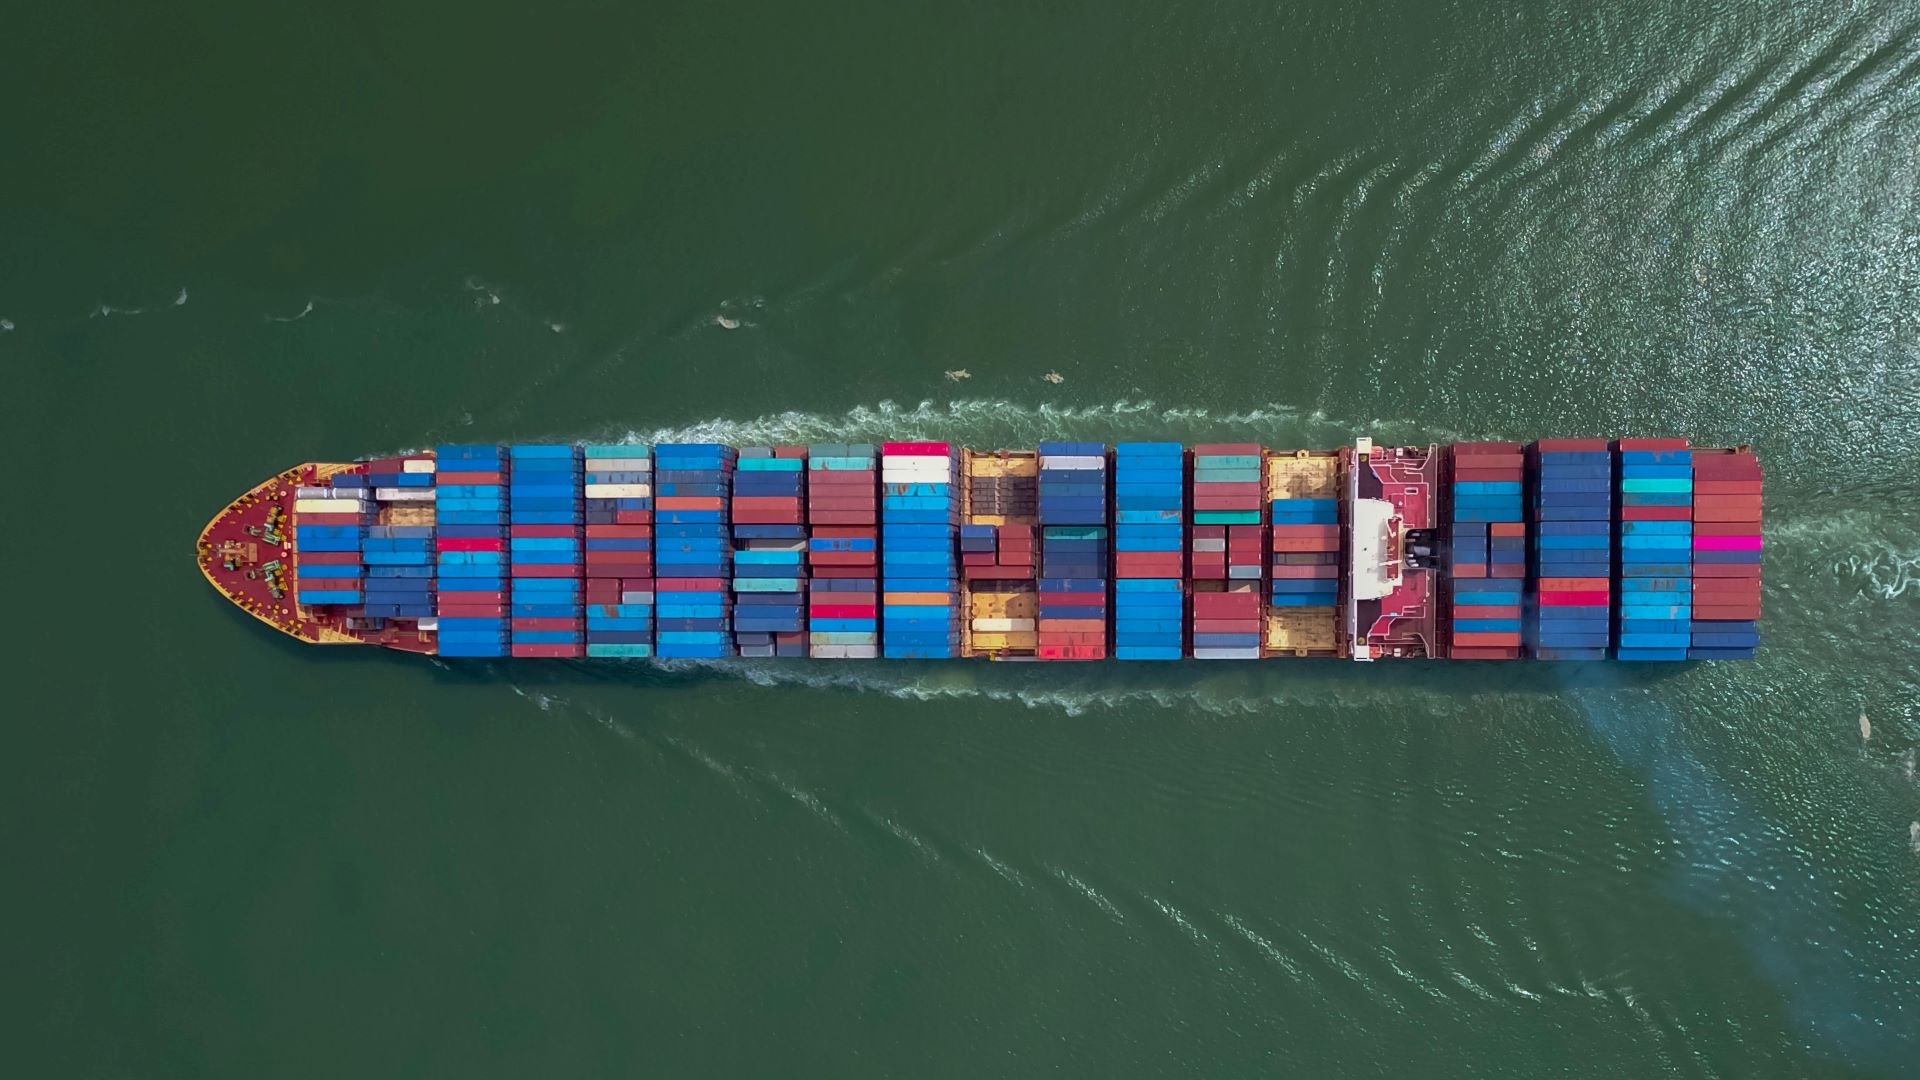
[508,445,585,658]
[582,444,654,659]
[1262,451,1342,656]
[1446,442,1524,658]
[1036,442,1109,660]
[1530,439,1614,660]
[881,442,961,659]
[292,477,369,610]
[654,443,737,658]
[1615,438,1693,661]
[361,455,437,622]
[1112,442,1184,660]
[732,446,809,658]
[1689,450,1763,659]
[1190,444,1262,659]
[433,445,508,657]
[960,450,1039,657]
[806,443,878,658]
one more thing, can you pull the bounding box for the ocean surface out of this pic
[5,1,1919,1075]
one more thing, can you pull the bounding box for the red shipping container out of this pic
[1037,620,1105,634]
[1694,605,1762,620]
[656,496,724,511]
[734,510,804,525]
[512,617,581,632]
[1541,591,1610,606]
[1694,565,1761,580]
[1195,496,1261,511]
[436,604,506,618]
[1461,604,1522,620]
[1271,564,1339,579]
[733,497,800,512]
[1272,538,1341,552]
[510,565,577,579]
[1540,576,1608,590]
[1623,505,1693,521]
[440,590,504,604]
[1037,645,1107,660]
[1490,522,1526,537]
[1453,453,1525,468]
[810,551,879,566]
[1491,564,1526,579]
[1694,494,1763,510]
[658,577,727,591]
[437,537,504,552]
[1694,507,1763,523]
[512,644,584,658]
[614,511,655,525]
[1453,632,1523,647]
[511,524,576,538]
[365,457,411,472]
[1694,481,1763,495]
[1617,437,1689,450]
[811,566,877,579]
[622,577,655,588]
[1535,438,1611,452]
[1692,521,1760,536]
[585,561,653,576]
[810,604,877,619]
[298,551,362,566]
[883,442,951,455]
[1272,525,1339,540]
[1193,593,1259,615]
[1040,593,1104,607]
[1455,441,1524,454]
[437,471,502,484]
[1193,619,1259,633]
[809,511,877,525]
[1451,564,1488,579]
[1451,647,1522,660]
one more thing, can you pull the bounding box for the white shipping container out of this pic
[880,469,953,481]
[1194,647,1261,660]
[619,591,655,605]
[972,617,1037,632]
[584,484,652,498]
[294,499,366,514]
[1227,566,1262,579]
[1041,455,1106,470]
[376,488,438,502]
[417,617,439,631]
[296,486,365,500]
[883,454,952,469]
[1193,538,1227,552]
[403,459,436,473]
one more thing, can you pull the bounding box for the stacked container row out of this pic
[1113,442,1184,660]
[1530,439,1613,660]
[1037,442,1108,660]
[1262,451,1343,656]
[733,446,808,658]
[1614,438,1693,661]
[960,450,1039,657]
[807,443,878,658]
[509,445,584,658]
[1191,444,1262,659]
[1447,442,1524,658]
[361,455,436,622]
[293,476,370,609]
[1689,450,1762,658]
[434,445,508,656]
[654,444,736,658]
[583,444,654,659]
[882,442,961,658]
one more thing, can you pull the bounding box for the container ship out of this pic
[196,437,1762,662]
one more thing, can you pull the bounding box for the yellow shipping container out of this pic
[970,591,1038,618]
[967,456,1039,478]
[884,591,951,606]
[970,632,1038,650]
[1265,608,1337,653]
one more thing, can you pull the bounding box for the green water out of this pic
[6,1,1919,1075]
